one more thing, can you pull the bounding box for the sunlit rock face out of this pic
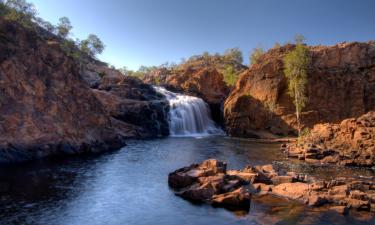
[224,42,375,138]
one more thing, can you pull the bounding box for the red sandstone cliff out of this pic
[224,42,375,138]
[0,18,168,163]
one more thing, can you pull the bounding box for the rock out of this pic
[94,75,170,138]
[271,175,294,185]
[168,169,197,189]
[284,111,375,167]
[224,42,375,138]
[252,183,273,193]
[179,182,217,202]
[308,193,329,206]
[330,206,349,215]
[199,159,227,174]
[0,18,127,163]
[227,170,257,184]
[169,160,375,215]
[211,187,251,210]
[271,182,310,200]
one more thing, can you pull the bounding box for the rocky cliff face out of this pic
[93,74,170,138]
[225,42,375,138]
[0,18,169,163]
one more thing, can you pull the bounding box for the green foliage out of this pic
[129,71,145,80]
[265,99,278,114]
[297,127,311,144]
[3,0,36,27]
[60,39,81,59]
[223,65,238,86]
[80,34,105,58]
[223,48,243,64]
[35,17,56,33]
[294,34,306,45]
[283,35,310,137]
[57,17,72,38]
[119,66,131,76]
[249,47,264,65]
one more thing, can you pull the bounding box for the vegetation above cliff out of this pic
[0,0,105,62]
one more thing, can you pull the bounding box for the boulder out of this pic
[271,182,310,200]
[211,187,251,210]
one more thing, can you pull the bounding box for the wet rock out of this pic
[330,206,350,215]
[271,175,294,185]
[308,193,329,207]
[211,187,251,210]
[272,183,310,200]
[169,159,375,216]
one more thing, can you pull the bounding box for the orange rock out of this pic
[224,42,375,138]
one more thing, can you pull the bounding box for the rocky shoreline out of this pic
[168,159,375,214]
[281,111,375,167]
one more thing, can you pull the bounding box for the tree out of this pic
[4,0,37,26]
[80,34,105,57]
[249,47,264,65]
[119,66,132,76]
[224,48,243,64]
[35,17,56,33]
[295,34,306,45]
[57,17,72,38]
[283,35,310,137]
[223,64,238,86]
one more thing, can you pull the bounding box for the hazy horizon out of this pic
[29,0,375,70]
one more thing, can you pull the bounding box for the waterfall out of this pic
[154,86,224,137]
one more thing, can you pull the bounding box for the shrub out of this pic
[223,65,238,86]
[223,48,243,64]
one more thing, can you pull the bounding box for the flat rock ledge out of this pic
[168,159,375,214]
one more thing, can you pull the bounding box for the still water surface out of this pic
[0,137,374,225]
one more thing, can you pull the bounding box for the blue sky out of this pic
[29,0,375,70]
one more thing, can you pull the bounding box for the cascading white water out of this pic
[154,86,224,137]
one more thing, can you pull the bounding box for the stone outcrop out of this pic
[93,72,170,138]
[281,111,375,167]
[168,159,251,211]
[169,159,375,214]
[0,18,126,162]
[0,18,170,163]
[224,42,375,138]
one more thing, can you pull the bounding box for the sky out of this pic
[29,0,375,70]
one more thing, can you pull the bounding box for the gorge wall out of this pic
[0,18,168,163]
[224,42,375,138]
[142,56,246,125]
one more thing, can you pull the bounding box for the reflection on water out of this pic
[0,136,374,225]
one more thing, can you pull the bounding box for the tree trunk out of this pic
[294,83,301,138]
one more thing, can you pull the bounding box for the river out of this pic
[0,136,374,225]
